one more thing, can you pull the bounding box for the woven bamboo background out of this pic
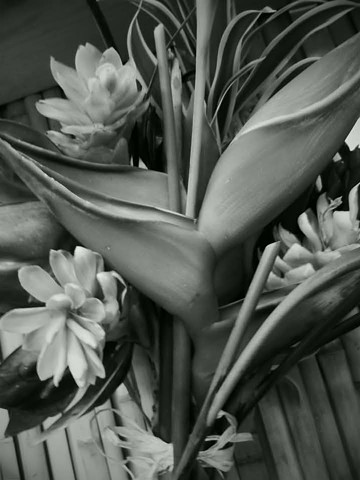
[1,1,360,479]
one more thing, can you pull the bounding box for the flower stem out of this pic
[154,24,182,212]
[154,25,191,470]
[186,0,215,218]
[173,242,279,480]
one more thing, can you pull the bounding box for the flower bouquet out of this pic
[1,0,360,478]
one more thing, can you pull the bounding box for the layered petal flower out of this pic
[0,247,126,388]
[267,182,360,289]
[36,43,147,162]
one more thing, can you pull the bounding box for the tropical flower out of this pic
[0,246,126,388]
[36,43,147,162]
[267,182,360,290]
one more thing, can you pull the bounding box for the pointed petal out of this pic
[96,271,118,301]
[18,266,63,302]
[348,182,360,228]
[67,330,88,387]
[36,98,91,126]
[79,298,106,322]
[266,272,286,291]
[284,263,316,284]
[24,311,66,349]
[64,283,86,309]
[283,244,314,269]
[75,43,102,83]
[82,343,106,378]
[199,33,360,255]
[297,209,323,252]
[50,57,88,105]
[73,246,104,295]
[316,193,334,247]
[67,318,98,349]
[0,307,51,334]
[84,78,112,123]
[46,293,73,310]
[49,249,78,286]
[330,211,357,249]
[37,328,67,383]
[71,314,106,343]
[99,47,122,69]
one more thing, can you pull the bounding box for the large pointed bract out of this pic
[0,140,218,336]
[199,33,360,255]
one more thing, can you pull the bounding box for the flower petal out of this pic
[64,283,86,309]
[67,330,88,387]
[49,249,78,287]
[79,297,106,322]
[82,343,106,378]
[284,263,316,284]
[75,43,102,83]
[316,193,334,247]
[273,224,300,253]
[23,311,66,350]
[0,307,51,334]
[50,57,88,105]
[84,79,112,123]
[46,293,73,310]
[71,313,106,343]
[96,271,118,301]
[73,246,104,295]
[99,47,123,69]
[36,98,92,126]
[298,209,323,252]
[283,244,314,269]
[37,328,67,384]
[18,265,63,302]
[330,211,357,249]
[266,272,286,291]
[67,317,98,349]
[348,182,360,229]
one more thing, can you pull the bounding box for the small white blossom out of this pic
[36,43,147,162]
[0,247,126,388]
[267,183,360,290]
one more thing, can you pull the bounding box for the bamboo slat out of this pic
[277,367,329,480]
[299,356,353,480]
[318,341,360,478]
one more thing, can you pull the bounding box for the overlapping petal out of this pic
[18,266,63,302]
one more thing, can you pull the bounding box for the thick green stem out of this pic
[154,25,191,471]
[173,242,279,479]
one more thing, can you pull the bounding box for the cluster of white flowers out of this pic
[37,43,147,162]
[267,183,360,290]
[0,247,126,388]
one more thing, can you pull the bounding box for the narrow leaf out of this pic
[183,96,220,215]
[234,0,359,114]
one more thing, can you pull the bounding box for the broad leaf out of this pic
[0,120,184,210]
[0,141,219,336]
[199,32,360,255]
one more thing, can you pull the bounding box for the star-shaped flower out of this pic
[0,246,126,387]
